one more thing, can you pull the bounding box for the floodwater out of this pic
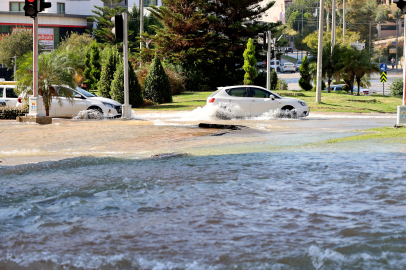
[1,107,405,269]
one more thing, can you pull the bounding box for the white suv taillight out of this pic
[208,98,215,103]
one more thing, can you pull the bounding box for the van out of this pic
[0,81,18,107]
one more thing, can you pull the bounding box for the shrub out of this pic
[0,106,26,119]
[299,56,313,91]
[312,77,326,91]
[390,78,403,96]
[110,58,143,107]
[276,79,288,90]
[253,71,266,88]
[243,38,257,85]
[144,55,172,103]
[98,47,119,98]
[270,70,278,90]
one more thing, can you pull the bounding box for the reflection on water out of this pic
[1,151,406,269]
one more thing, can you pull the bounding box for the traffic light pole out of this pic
[266,31,271,90]
[28,16,44,117]
[122,12,132,119]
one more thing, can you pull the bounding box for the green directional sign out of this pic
[380,72,387,82]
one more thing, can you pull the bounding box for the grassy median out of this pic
[136,90,402,113]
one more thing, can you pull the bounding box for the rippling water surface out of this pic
[2,148,406,269]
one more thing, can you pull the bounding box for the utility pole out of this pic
[28,16,43,117]
[369,21,372,53]
[396,18,399,69]
[122,12,131,119]
[267,31,271,90]
[139,0,144,50]
[331,0,336,46]
[301,7,304,60]
[343,0,346,41]
[316,0,325,103]
[274,38,277,73]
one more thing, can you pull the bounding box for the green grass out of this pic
[135,92,210,111]
[136,90,403,113]
[323,126,406,143]
[281,55,299,63]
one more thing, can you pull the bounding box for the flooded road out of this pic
[1,110,405,269]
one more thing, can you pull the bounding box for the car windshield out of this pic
[75,87,96,97]
[297,61,302,64]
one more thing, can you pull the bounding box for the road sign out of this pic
[380,63,387,72]
[380,72,387,82]
[350,42,365,50]
[392,42,397,44]
[389,48,397,53]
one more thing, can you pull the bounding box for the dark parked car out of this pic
[285,47,293,53]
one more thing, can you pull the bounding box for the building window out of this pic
[10,2,24,11]
[57,3,65,14]
[144,0,157,5]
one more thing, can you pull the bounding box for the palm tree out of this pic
[16,50,76,116]
[322,42,342,93]
[338,46,379,95]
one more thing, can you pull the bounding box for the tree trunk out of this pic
[45,107,49,116]
[328,78,331,93]
[357,78,361,96]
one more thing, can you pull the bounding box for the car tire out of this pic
[281,106,297,118]
[87,106,103,119]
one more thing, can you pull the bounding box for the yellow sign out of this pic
[380,72,387,82]
[389,48,397,53]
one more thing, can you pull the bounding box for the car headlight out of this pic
[298,101,307,106]
[102,102,115,109]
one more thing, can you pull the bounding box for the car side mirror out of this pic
[74,94,82,99]
[270,95,275,100]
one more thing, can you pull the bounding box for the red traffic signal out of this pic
[24,0,38,18]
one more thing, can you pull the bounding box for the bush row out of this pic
[0,106,27,119]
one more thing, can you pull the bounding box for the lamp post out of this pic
[316,0,325,103]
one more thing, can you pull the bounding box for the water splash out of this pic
[73,109,106,120]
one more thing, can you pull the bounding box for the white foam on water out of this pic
[73,109,106,120]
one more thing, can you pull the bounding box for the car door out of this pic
[55,87,85,117]
[5,87,18,107]
[225,87,251,117]
[249,87,279,116]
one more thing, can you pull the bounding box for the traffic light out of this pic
[39,0,51,12]
[393,0,406,13]
[111,14,124,40]
[24,0,38,18]
[258,32,268,50]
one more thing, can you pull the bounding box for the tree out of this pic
[57,32,93,51]
[298,55,312,91]
[303,27,361,50]
[87,0,127,45]
[110,58,143,107]
[243,38,257,85]
[144,55,172,103]
[270,70,278,90]
[0,29,37,69]
[338,46,379,95]
[83,41,101,90]
[16,51,76,116]
[98,46,119,98]
[321,42,343,92]
[148,0,280,90]
[346,0,377,49]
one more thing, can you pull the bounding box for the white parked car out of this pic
[0,82,18,107]
[17,86,122,118]
[281,62,296,73]
[206,85,309,118]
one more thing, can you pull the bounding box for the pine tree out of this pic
[144,55,172,103]
[243,38,257,85]
[98,47,119,98]
[110,58,143,107]
[83,48,93,90]
[270,70,278,90]
[89,42,101,88]
[298,56,313,91]
[87,0,127,45]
